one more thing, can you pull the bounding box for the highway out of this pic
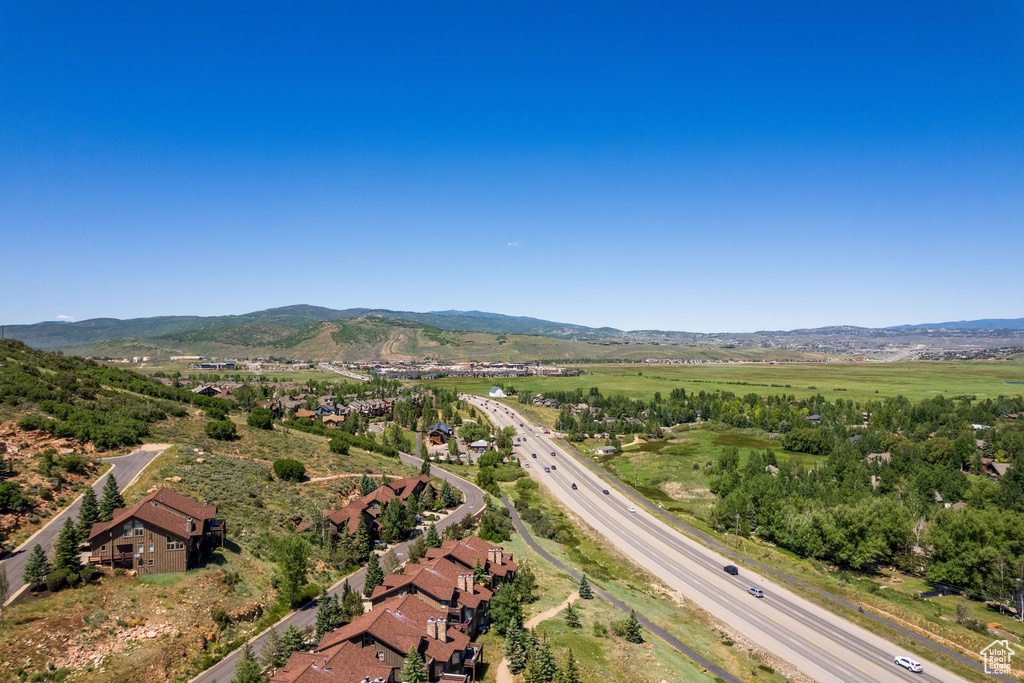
[190,451,485,683]
[467,396,969,683]
[1,444,169,606]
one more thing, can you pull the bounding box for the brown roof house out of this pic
[88,488,225,574]
[269,640,396,683]
[312,594,482,682]
[324,476,433,540]
[423,535,517,589]
[367,556,494,637]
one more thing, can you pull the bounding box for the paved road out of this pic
[191,451,485,683]
[468,396,970,683]
[1,444,169,606]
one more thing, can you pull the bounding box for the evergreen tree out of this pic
[277,537,308,605]
[448,436,459,459]
[440,480,459,507]
[407,491,422,516]
[400,646,428,683]
[342,579,364,618]
[98,474,125,522]
[314,587,340,642]
[563,601,580,628]
[408,535,426,563]
[623,609,643,643]
[420,458,432,476]
[425,523,441,548]
[380,474,392,487]
[578,575,593,599]
[535,634,558,682]
[0,565,8,623]
[504,615,527,674]
[22,543,52,587]
[54,517,82,572]
[77,487,100,542]
[421,485,436,509]
[281,624,306,654]
[232,640,264,683]
[473,558,488,585]
[556,650,580,683]
[259,626,288,670]
[359,474,377,496]
[489,583,523,636]
[354,516,371,560]
[364,552,384,597]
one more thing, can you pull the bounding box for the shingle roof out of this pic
[316,594,469,665]
[89,488,216,542]
[270,640,395,683]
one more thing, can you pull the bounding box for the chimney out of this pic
[187,516,194,533]
[436,616,447,641]
[426,618,437,640]
[458,573,471,593]
[490,547,503,565]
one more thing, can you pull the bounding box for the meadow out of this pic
[422,360,1024,404]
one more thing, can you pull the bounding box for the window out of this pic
[123,523,133,537]
[166,540,176,551]
[134,520,145,536]
[148,544,154,553]
[147,559,154,567]
[176,540,185,550]
[100,545,106,552]
[138,545,144,554]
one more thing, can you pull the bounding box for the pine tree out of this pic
[22,543,52,587]
[0,565,8,623]
[563,601,580,628]
[578,575,593,599]
[448,435,459,458]
[364,553,384,597]
[623,609,643,643]
[342,580,364,618]
[421,485,436,509]
[354,516,371,560]
[359,474,377,496]
[420,458,431,476]
[281,624,306,654]
[504,615,527,674]
[77,487,100,542]
[314,587,339,642]
[556,649,580,683]
[232,640,264,683]
[535,634,558,682]
[400,646,428,683]
[440,480,458,507]
[259,626,288,670]
[98,474,125,522]
[380,474,392,487]
[473,558,488,584]
[424,523,441,548]
[54,517,82,572]
[408,535,426,563]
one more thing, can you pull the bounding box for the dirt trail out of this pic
[496,591,579,683]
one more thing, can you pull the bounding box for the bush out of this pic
[247,407,274,430]
[79,566,96,583]
[17,413,53,432]
[211,607,232,631]
[58,454,87,474]
[45,568,71,592]
[65,570,82,588]
[592,621,607,637]
[273,458,306,482]
[0,481,29,512]
[204,419,238,441]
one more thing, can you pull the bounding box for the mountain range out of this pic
[3,305,1023,362]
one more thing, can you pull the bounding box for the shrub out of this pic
[247,407,274,430]
[0,481,29,512]
[592,621,607,637]
[211,608,232,631]
[273,458,306,482]
[58,454,87,474]
[79,566,96,583]
[65,570,82,588]
[45,568,71,592]
[17,413,53,432]
[204,419,238,441]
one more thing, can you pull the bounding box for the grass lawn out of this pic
[419,360,1024,405]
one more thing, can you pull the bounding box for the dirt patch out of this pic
[661,482,712,501]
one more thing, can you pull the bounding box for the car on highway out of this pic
[894,656,922,673]
[627,506,636,513]
[748,587,764,598]
[550,451,556,456]
[544,430,550,434]
[550,465,556,470]
[544,467,551,473]
[571,483,578,490]
[524,463,529,468]
[532,453,537,458]
[724,565,739,575]
[602,489,610,495]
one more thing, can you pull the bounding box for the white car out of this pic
[627,506,636,513]
[894,656,922,673]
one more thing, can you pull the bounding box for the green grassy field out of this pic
[423,360,1024,404]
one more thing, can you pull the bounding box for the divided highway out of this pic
[467,396,969,683]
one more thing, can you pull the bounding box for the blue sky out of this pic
[1,1,1022,332]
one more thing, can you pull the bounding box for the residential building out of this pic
[88,488,225,574]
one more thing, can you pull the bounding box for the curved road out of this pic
[468,396,970,683]
[190,451,485,683]
[2,444,170,606]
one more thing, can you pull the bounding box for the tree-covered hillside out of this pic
[0,340,230,450]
